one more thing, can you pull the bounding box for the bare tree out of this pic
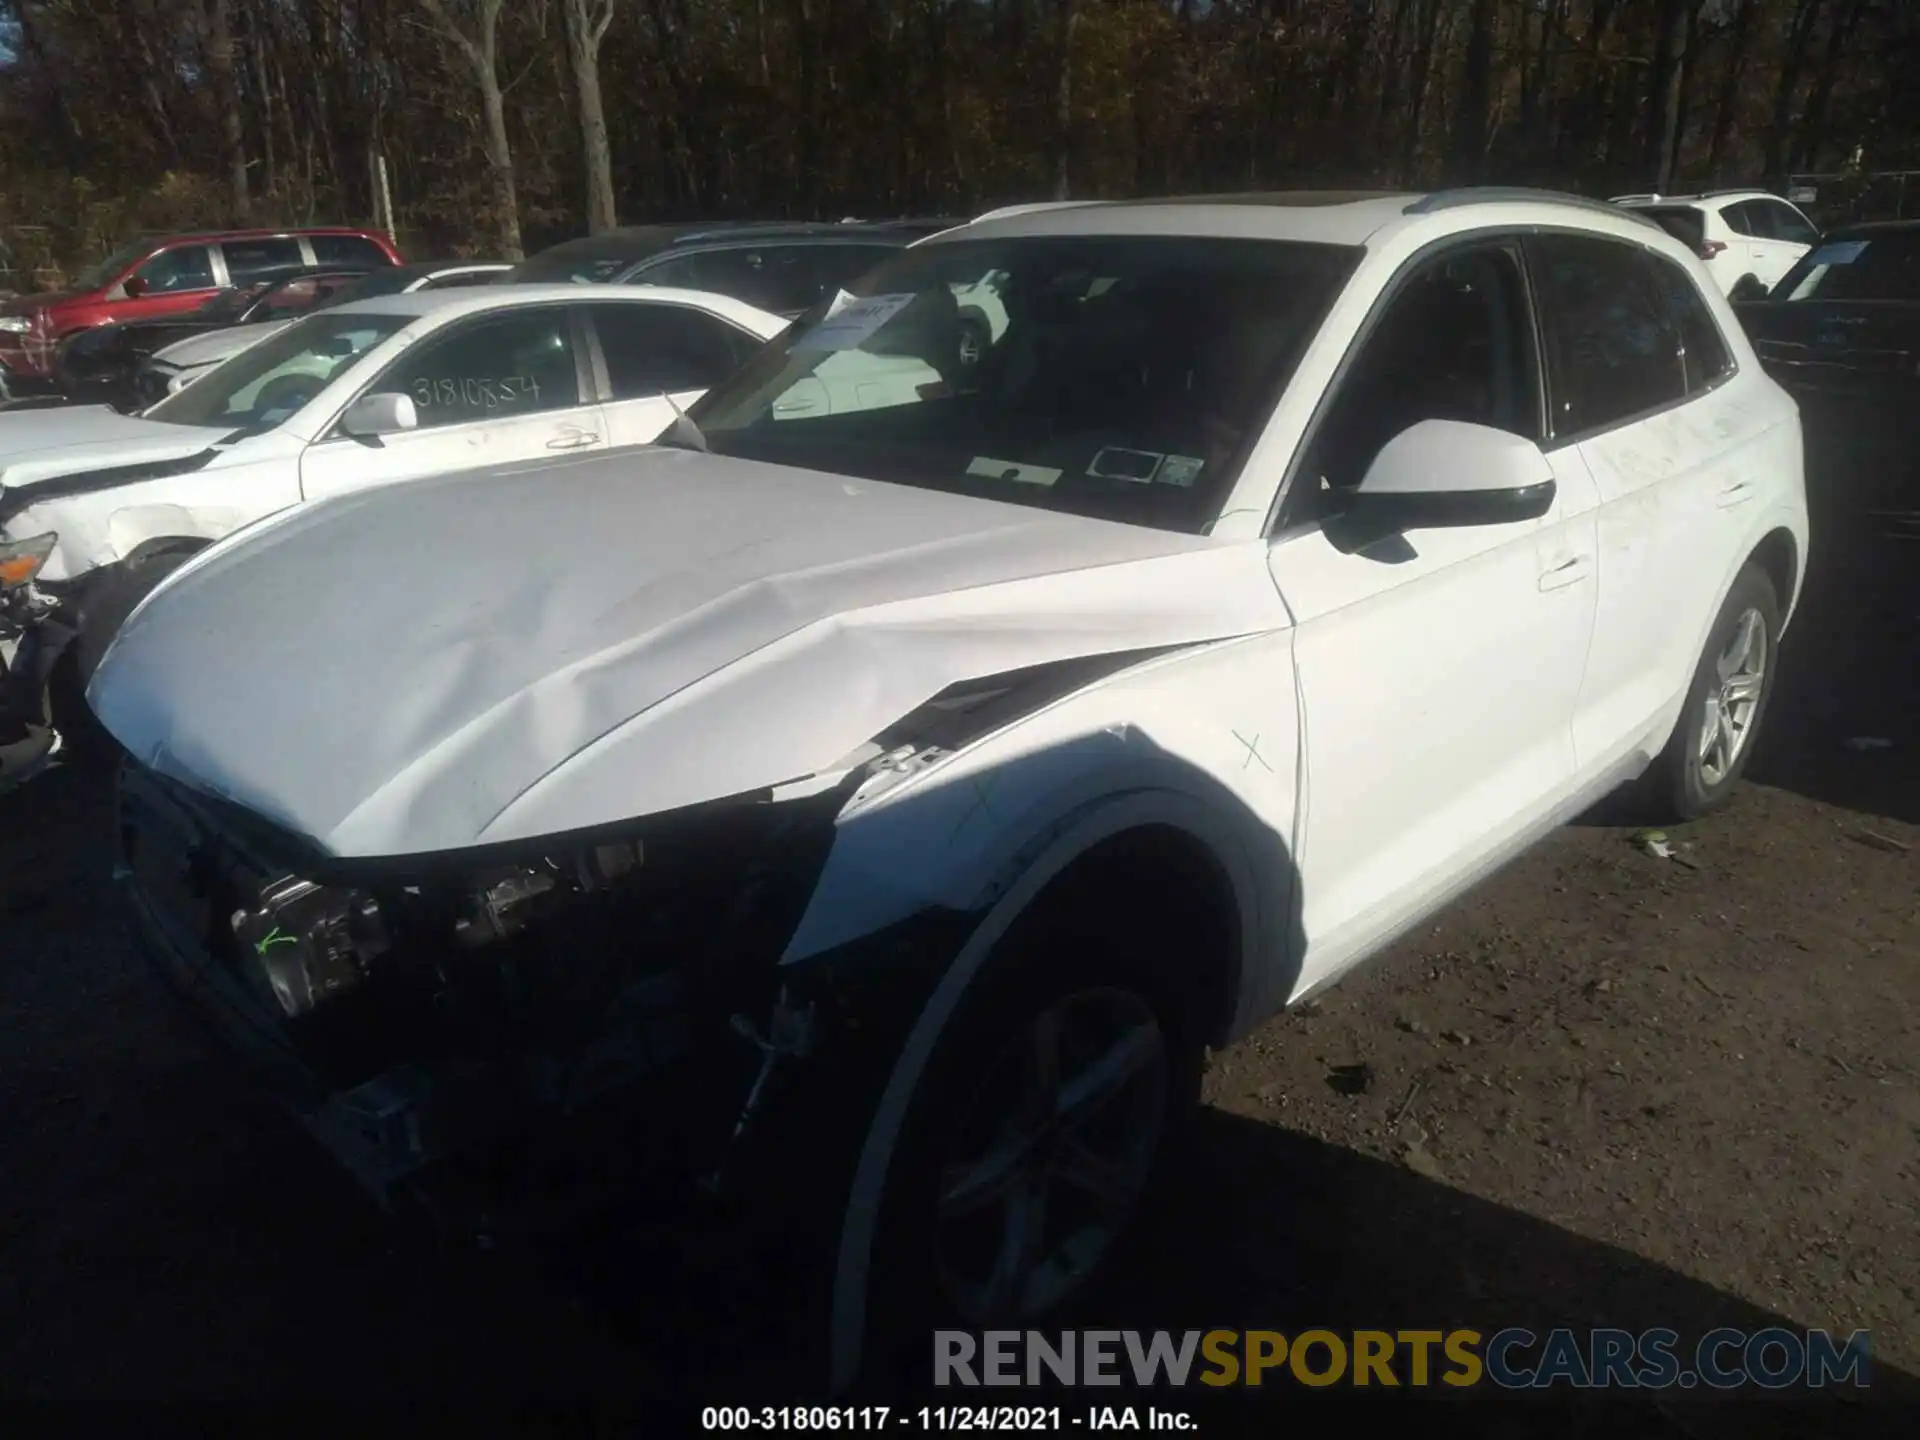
[418,0,523,259]
[1448,0,1498,184]
[1052,0,1078,200]
[561,0,618,233]
[200,0,251,220]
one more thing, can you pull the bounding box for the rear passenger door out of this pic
[301,305,603,499]
[585,301,765,448]
[1527,233,1756,770]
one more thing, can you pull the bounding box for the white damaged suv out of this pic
[95,190,1806,1388]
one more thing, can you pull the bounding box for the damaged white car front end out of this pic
[90,199,1808,1389]
[101,445,1291,1208]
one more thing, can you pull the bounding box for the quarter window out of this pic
[375,308,580,427]
[1528,233,1685,436]
[132,245,215,293]
[640,247,825,316]
[309,234,393,268]
[1760,201,1820,246]
[591,303,756,398]
[1648,256,1734,392]
[222,237,305,282]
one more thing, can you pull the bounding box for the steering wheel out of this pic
[250,371,324,419]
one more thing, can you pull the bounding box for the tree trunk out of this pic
[248,3,276,196]
[1402,0,1447,183]
[203,0,251,220]
[1796,0,1866,173]
[1705,0,1759,182]
[1645,0,1690,184]
[1448,0,1497,184]
[418,0,522,259]
[562,0,619,234]
[1763,0,1825,184]
[1052,0,1080,200]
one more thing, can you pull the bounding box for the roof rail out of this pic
[969,200,1103,224]
[1405,186,1665,230]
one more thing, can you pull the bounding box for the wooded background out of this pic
[0,0,1915,274]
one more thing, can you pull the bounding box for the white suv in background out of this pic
[1613,190,1821,295]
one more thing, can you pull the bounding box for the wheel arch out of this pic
[825,786,1266,1394]
[1747,524,1800,625]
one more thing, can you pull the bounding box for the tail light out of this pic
[1701,240,1728,260]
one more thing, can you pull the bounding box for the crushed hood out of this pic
[91,447,1288,858]
[153,321,290,370]
[0,406,230,495]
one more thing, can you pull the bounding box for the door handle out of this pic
[546,430,599,450]
[1715,481,1755,509]
[1537,554,1592,592]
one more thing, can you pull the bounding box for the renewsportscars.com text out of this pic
[934,1328,1872,1390]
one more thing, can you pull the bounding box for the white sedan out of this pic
[97,190,1807,1390]
[0,283,789,741]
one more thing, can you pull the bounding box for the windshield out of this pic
[144,311,410,432]
[1775,232,1920,302]
[685,235,1360,533]
[71,238,159,294]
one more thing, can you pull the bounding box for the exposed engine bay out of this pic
[117,755,901,1225]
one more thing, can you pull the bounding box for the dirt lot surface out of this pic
[0,426,1914,1433]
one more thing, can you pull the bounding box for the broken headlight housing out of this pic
[229,842,647,1022]
[0,532,57,591]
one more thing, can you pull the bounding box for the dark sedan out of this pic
[50,267,370,411]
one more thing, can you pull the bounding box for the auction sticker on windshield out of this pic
[793,293,919,352]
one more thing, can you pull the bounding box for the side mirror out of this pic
[1729,274,1770,304]
[339,391,418,438]
[122,275,149,299]
[1344,419,1557,534]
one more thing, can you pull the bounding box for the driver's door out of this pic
[1269,241,1601,995]
[300,306,604,499]
[115,244,221,324]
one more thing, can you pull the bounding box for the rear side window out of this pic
[1721,202,1759,238]
[590,302,757,397]
[640,246,824,315]
[1649,256,1735,391]
[811,244,901,296]
[223,237,304,283]
[1642,206,1707,253]
[1528,233,1685,436]
[1760,201,1820,246]
[309,234,393,268]
[132,245,215,293]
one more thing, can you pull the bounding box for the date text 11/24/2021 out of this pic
[701,1406,1198,1432]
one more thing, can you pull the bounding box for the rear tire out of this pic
[1645,563,1781,821]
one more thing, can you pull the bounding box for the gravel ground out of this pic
[0,431,1913,1432]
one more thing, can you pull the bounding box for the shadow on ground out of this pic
[1744,410,1919,827]
[0,764,1909,1431]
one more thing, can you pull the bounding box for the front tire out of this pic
[850,895,1205,1389]
[1648,562,1781,820]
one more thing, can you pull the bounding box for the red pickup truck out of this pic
[0,227,402,395]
